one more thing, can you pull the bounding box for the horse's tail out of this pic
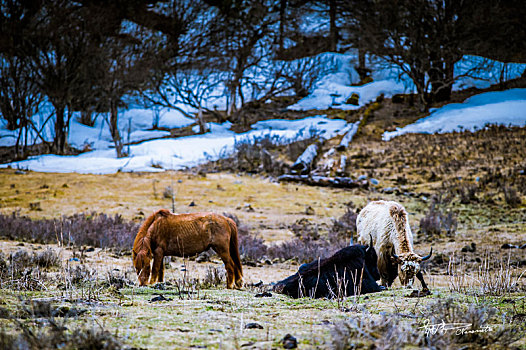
[227,217,243,277]
[133,209,170,269]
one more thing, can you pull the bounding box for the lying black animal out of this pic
[273,239,382,298]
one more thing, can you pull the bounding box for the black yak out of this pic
[273,239,382,299]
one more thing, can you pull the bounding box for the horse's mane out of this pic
[133,209,171,259]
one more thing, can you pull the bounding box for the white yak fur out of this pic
[356,200,415,254]
[356,200,422,288]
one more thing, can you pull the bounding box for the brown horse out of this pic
[132,209,243,289]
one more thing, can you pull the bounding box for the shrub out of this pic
[223,213,267,262]
[32,248,61,269]
[223,212,347,264]
[201,266,225,288]
[330,204,358,243]
[0,319,124,350]
[0,250,49,291]
[419,203,457,238]
[502,186,522,207]
[267,236,346,264]
[331,299,523,350]
[0,212,139,251]
[448,252,524,296]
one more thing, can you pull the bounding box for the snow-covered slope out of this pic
[1,116,347,174]
[383,89,526,140]
[1,50,525,174]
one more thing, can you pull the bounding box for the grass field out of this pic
[1,125,526,349]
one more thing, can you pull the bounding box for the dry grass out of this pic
[0,169,370,244]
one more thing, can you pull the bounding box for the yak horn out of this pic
[421,247,433,261]
[366,234,373,252]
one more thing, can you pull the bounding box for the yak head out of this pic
[392,248,432,287]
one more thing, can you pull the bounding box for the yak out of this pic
[273,237,382,299]
[357,200,432,293]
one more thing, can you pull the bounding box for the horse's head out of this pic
[133,249,151,286]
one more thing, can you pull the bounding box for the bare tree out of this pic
[205,0,278,123]
[0,55,43,157]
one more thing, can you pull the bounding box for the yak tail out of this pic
[133,209,170,265]
[227,218,243,277]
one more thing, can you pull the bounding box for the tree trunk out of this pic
[290,138,325,175]
[278,174,366,189]
[227,83,237,118]
[278,0,287,53]
[79,108,95,127]
[430,58,452,103]
[196,107,209,134]
[109,100,125,158]
[53,104,67,154]
[337,122,359,151]
[329,0,337,51]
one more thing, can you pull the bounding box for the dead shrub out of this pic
[290,218,322,240]
[32,249,61,269]
[63,264,97,288]
[419,203,457,239]
[0,319,124,350]
[104,269,133,290]
[502,186,522,207]
[223,213,267,263]
[330,203,358,243]
[267,236,346,264]
[201,266,225,288]
[331,299,523,350]
[0,212,139,251]
[448,252,525,296]
[331,312,421,350]
[0,251,49,291]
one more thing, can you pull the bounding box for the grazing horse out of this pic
[132,209,243,289]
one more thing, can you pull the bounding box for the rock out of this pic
[29,202,42,211]
[151,283,167,290]
[252,280,263,287]
[382,187,397,194]
[189,201,196,207]
[501,243,518,249]
[245,322,264,329]
[244,203,255,212]
[196,251,211,263]
[346,93,360,106]
[254,291,272,298]
[357,175,367,181]
[461,242,476,253]
[305,206,315,215]
[149,294,171,302]
[520,244,526,249]
[405,289,431,298]
[392,94,406,104]
[282,334,298,349]
[15,170,26,175]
